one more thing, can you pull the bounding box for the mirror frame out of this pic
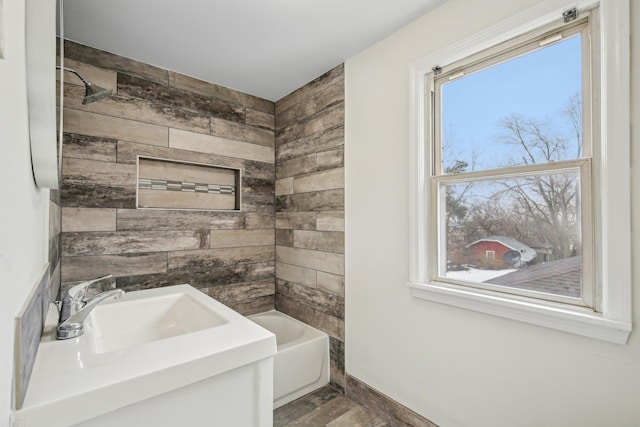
[26,0,59,190]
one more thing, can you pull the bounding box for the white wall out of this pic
[0,0,50,423]
[345,0,640,426]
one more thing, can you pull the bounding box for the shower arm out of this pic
[56,65,112,105]
[56,66,93,87]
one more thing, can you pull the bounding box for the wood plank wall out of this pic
[59,41,347,390]
[59,41,276,315]
[274,65,346,390]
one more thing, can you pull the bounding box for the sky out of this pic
[441,34,582,172]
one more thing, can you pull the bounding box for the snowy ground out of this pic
[445,267,516,283]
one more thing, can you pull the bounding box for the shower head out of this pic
[57,66,113,104]
[82,82,112,104]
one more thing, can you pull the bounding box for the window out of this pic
[431,16,593,308]
[408,0,631,344]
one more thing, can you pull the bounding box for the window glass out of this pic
[433,30,589,305]
[440,35,583,173]
[441,171,583,300]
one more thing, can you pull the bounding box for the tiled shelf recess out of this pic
[137,157,240,210]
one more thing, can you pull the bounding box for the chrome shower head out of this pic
[57,66,113,104]
[81,82,112,104]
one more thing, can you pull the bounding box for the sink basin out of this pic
[15,284,276,427]
[87,292,228,353]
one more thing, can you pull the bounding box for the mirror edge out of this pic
[26,0,59,190]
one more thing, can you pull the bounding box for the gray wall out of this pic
[0,1,61,413]
[274,65,346,390]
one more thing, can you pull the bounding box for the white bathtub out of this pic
[248,310,329,408]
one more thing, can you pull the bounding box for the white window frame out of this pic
[407,0,631,344]
[429,16,594,309]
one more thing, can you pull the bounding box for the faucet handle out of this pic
[67,274,113,302]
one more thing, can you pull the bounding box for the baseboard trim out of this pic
[346,375,438,427]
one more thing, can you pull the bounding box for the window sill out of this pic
[408,280,631,344]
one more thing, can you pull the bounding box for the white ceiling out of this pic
[62,0,445,101]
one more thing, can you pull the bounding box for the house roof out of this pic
[468,235,537,262]
[484,256,581,298]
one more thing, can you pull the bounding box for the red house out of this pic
[467,236,536,268]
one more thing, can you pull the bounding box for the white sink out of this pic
[87,292,228,353]
[15,284,276,427]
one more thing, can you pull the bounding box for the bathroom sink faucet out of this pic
[56,275,125,340]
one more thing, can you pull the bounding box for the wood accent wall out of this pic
[274,65,346,390]
[59,41,347,390]
[59,41,276,315]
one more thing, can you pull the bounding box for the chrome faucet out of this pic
[56,275,125,340]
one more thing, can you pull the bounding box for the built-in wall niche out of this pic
[137,156,241,211]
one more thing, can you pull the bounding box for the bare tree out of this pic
[442,129,478,242]
[493,94,582,258]
[442,94,582,270]
[565,93,583,158]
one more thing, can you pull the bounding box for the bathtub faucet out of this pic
[56,275,125,340]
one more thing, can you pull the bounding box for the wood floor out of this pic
[274,385,388,427]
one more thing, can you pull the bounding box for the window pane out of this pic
[441,35,583,174]
[441,171,582,298]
